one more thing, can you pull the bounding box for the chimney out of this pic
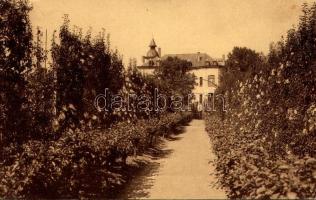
[158,47,161,57]
[222,54,226,61]
[197,52,201,61]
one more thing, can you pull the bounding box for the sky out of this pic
[29,0,315,65]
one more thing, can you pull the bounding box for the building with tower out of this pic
[137,39,225,105]
[138,38,161,74]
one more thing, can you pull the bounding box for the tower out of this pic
[142,38,161,67]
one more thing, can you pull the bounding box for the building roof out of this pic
[143,38,160,59]
[161,52,224,68]
[145,49,160,58]
[149,38,157,48]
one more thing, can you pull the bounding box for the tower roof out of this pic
[149,38,157,48]
[146,49,159,58]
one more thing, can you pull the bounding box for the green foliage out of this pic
[51,16,125,130]
[206,115,316,199]
[52,17,85,129]
[0,0,33,144]
[125,66,165,118]
[207,2,316,198]
[26,28,55,140]
[0,112,192,198]
[154,56,195,98]
[217,46,266,105]
[225,47,263,73]
[0,5,193,197]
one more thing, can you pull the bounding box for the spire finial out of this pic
[149,38,156,48]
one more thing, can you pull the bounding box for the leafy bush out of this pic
[154,56,196,108]
[0,112,192,198]
[51,16,125,130]
[26,28,55,140]
[206,3,316,198]
[206,115,316,199]
[0,1,195,198]
[0,0,33,144]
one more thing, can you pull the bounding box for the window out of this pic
[199,94,203,103]
[208,75,215,87]
[194,79,198,86]
[199,77,203,87]
[149,60,154,66]
[208,93,213,105]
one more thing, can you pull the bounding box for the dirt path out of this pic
[117,119,226,199]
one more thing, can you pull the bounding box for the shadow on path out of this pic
[105,127,185,199]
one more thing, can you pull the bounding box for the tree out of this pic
[26,27,55,140]
[0,0,33,143]
[154,57,195,101]
[51,17,125,130]
[82,31,125,127]
[51,16,85,130]
[226,47,264,73]
[217,47,265,104]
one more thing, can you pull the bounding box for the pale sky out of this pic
[29,0,314,64]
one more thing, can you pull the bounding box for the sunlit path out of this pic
[146,119,226,199]
[118,119,226,199]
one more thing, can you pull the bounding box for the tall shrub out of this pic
[0,0,33,144]
[26,28,55,140]
[51,17,125,130]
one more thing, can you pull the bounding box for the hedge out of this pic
[205,115,316,198]
[0,112,192,198]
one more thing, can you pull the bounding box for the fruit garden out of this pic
[0,1,193,197]
[1,0,316,198]
[205,3,316,198]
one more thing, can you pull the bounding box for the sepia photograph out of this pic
[0,0,316,199]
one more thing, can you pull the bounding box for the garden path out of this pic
[119,119,226,199]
